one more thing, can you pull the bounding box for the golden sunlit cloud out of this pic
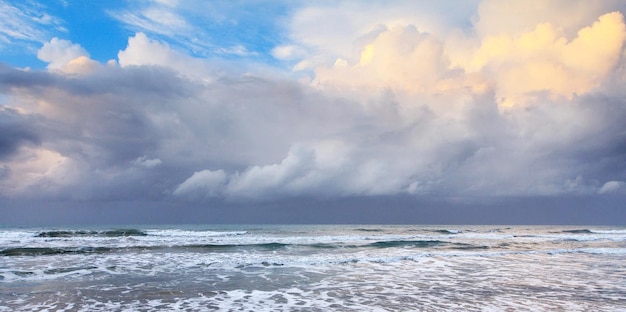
[312,11,626,109]
[62,56,101,74]
[466,11,626,107]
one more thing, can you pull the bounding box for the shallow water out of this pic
[1,225,625,311]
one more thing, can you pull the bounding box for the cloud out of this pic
[177,140,417,200]
[133,155,162,168]
[117,32,179,68]
[462,11,626,106]
[61,56,102,75]
[313,25,453,94]
[37,38,91,72]
[0,146,77,197]
[0,107,40,160]
[108,0,284,59]
[226,145,317,198]
[282,1,479,71]
[110,5,191,38]
[117,32,217,81]
[271,45,306,61]
[109,0,226,58]
[173,169,227,199]
[0,0,64,45]
[473,0,626,38]
[1,4,626,206]
[598,181,624,194]
[308,9,626,108]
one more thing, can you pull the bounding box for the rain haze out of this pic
[1,0,626,225]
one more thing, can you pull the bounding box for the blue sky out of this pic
[1,0,626,224]
[1,0,292,68]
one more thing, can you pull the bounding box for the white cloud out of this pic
[133,155,162,168]
[215,45,251,57]
[153,0,179,8]
[226,145,317,198]
[271,45,306,60]
[117,32,176,68]
[108,0,234,56]
[117,32,215,81]
[109,3,191,38]
[598,181,624,194]
[173,169,227,199]
[0,0,64,45]
[184,140,418,200]
[37,38,90,71]
[283,1,478,71]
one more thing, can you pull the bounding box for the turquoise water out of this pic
[1,225,625,311]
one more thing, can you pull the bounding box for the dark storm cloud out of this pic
[2,64,193,163]
[2,56,626,204]
[0,63,55,90]
[0,107,40,160]
[0,62,205,199]
[446,94,626,196]
[0,58,370,201]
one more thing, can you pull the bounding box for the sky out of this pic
[1,0,626,225]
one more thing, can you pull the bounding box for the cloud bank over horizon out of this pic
[1,0,626,213]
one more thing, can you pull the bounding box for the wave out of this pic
[36,229,147,238]
[366,240,447,248]
[184,242,289,251]
[2,239,473,257]
[429,229,462,234]
[553,229,626,236]
[146,229,248,237]
[451,243,490,250]
[589,229,626,234]
[0,242,292,257]
[0,247,114,256]
[34,229,250,239]
[558,229,593,234]
[43,266,98,275]
[354,228,383,232]
[555,229,626,234]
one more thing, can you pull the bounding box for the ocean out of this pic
[1,225,624,311]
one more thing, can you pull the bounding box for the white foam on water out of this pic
[578,247,626,255]
[2,251,624,312]
[590,229,626,234]
[0,229,39,240]
[2,225,625,311]
[145,229,248,237]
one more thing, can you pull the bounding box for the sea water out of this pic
[0,225,624,311]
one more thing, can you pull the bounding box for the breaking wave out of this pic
[0,247,114,256]
[429,229,462,234]
[557,229,626,235]
[366,240,447,248]
[558,229,593,234]
[36,229,147,238]
[1,239,492,257]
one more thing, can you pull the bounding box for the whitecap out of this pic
[145,229,248,237]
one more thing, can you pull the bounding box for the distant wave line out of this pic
[0,240,492,257]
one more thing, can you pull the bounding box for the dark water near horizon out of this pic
[1,225,625,311]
